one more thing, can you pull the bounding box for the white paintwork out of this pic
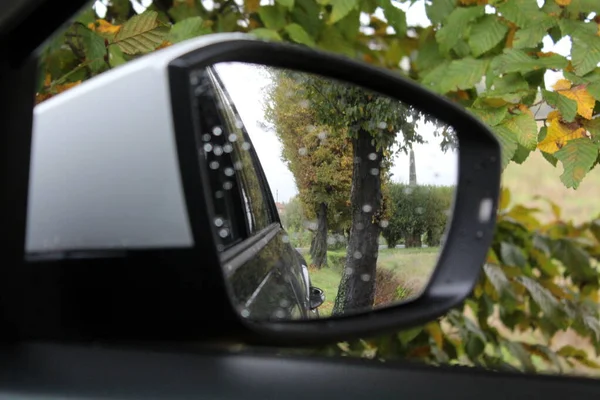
[26,33,252,253]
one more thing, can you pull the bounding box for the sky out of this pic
[215,62,458,203]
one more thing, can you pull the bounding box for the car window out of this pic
[208,68,275,235]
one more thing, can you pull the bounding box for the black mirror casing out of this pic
[167,37,501,344]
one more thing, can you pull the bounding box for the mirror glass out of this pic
[198,62,458,321]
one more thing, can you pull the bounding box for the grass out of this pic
[307,247,440,317]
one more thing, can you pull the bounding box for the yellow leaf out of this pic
[553,79,596,120]
[88,19,121,34]
[460,0,488,4]
[55,81,81,94]
[425,321,444,348]
[499,186,511,210]
[554,0,571,5]
[537,114,587,153]
[244,0,260,13]
[156,40,172,50]
[43,73,51,87]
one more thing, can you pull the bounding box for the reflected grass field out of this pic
[307,247,439,317]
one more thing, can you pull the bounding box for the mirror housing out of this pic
[26,33,501,345]
[309,287,325,311]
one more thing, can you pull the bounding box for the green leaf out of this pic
[318,26,354,57]
[468,105,508,127]
[436,6,485,54]
[113,11,168,54]
[292,0,323,37]
[500,242,527,268]
[465,335,486,360]
[79,26,107,74]
[258,5,287,30]
[168,17,210,43]
[554,138,598,189]
[491,49,569,75]
[275,0,294,8]
[512,144,532,164]
[328,0,358,25]
[469,15,509,57]
[336,10,360,41]
[513,18,558,49]
[497,0,546,28]
[452,40,471,59]
[552,238,596,282]
[284,23,316,46]
[517,276,564,321]
[76,8,97,25]
[434,58,490,93]
[482,73,531,103]
[566,0,600,14]
[542,151,558,167]
[484,264,515,298]
[425,0,455,26]
[499,112,538,150]
[250,28,283,41]
[379,0,406,36]
[542,89,578,123]
[397,326,422,345]
[493,125,519,169]
[107,44,127,67]
[503,340,536,372]
[570,30,600,77]
[415,33,444,74]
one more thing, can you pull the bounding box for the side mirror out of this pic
[27,33,501,345]
[309,287,325,310]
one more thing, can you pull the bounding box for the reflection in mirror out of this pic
[202,62,458,321]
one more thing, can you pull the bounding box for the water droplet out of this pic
[476,231,484,238]
[370,168,379,176]
[203,143,213,152]
[234,161,243,170]
[241,309,250,318]
[415,207,424,214]
[241,142,251,151]
[380,220,389,228]
[223,181,233,190]
[214,217,224,227]
[444,209,452,217]
[190,75,199,85]
[202,134,211,142]
[209,161,219,170]
[298,147,308,156]
[307,125,316,133]
[279,299,290,308]
[403,187,414,195]
[360,273,371,282]
[228,133,238,142]
[368,152,377,161]
[356,222,365,230]
[212,126,222,136]
[327,236,336,245]
[282,235,290,243]
[377,121,387,129]
[434,172,440,178]
[219,228,229,238]
[216,244,225,251]
[353,251,363,259]
[345,267,354,275]
[299,100,309,108]
[213,146,223,156]
[362,204,373,213]
[235,120,244,129]
[273,309,286,319]
[224,167,235,177]
[215,191,224,199]
[318,131,327,140]
[354,156,362,164]
[223,144,233,153]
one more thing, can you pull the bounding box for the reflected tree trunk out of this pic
[310,202,328,268]
[332,130,382,316]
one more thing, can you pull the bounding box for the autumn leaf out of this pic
[554,0,571,5]
[88,19,121,35]
[244,0,260,13]
[553,79,595,120]
[156,40,172,50]
[425,321,444,348]
[112,11,168,54]
[554,138,598,188]
[538,111,589,153]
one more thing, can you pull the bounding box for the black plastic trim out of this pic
[167,38,501,343]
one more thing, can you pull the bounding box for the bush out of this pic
[374,268,415,308]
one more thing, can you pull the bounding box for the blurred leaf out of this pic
[284,23,316,46]
[491,49,568,75]
[553,79,596,120]
[259,5,287,30]
[250,28,283,41]
[503,340,536,372]
[276,0,295,8]
[425,0,455,25]
[497,0,547,28]
[397,326,423,346]
[542,89,578,123]
[78,26,108,74]
[500,110,538,150]
[500,242,527,268]
[425,321,444,348]
[378,0,406,36]
[537,111,589,154]
[436,5,485,54]
[107,44,127,67]
[328,0,358,25]
[168,17,210,43]
[424,58,489,94]
[492,125,518,169]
